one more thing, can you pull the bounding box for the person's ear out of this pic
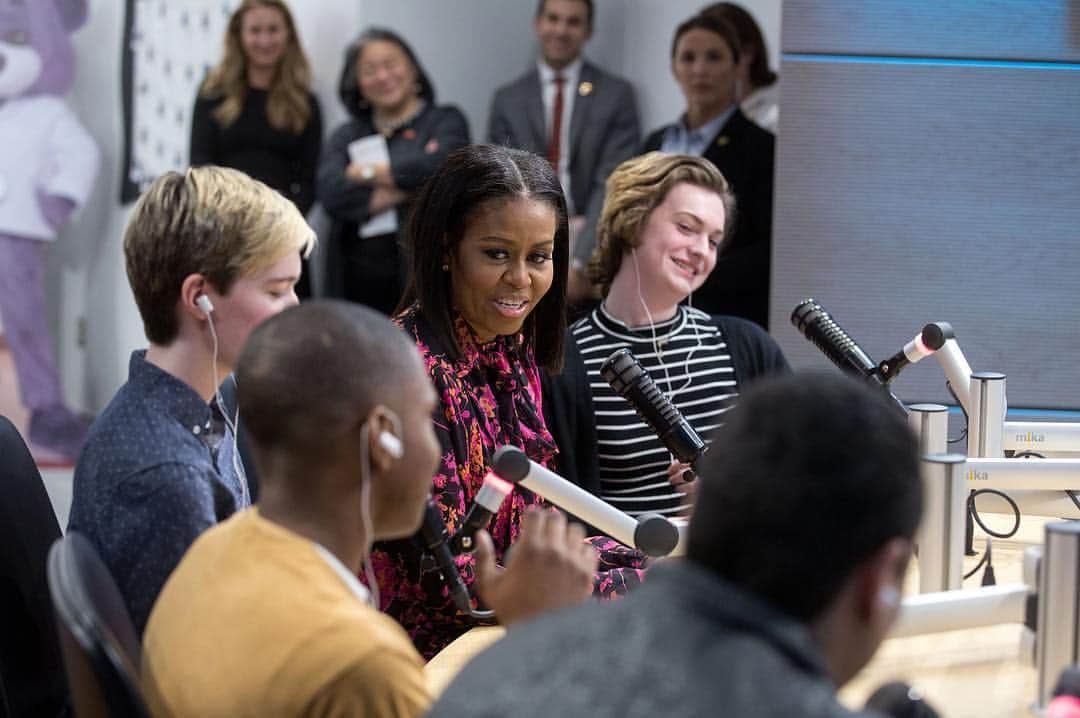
[738,47,755,72]
[857,537,912,624]
[180,274,213,322]
[366,405,404,472]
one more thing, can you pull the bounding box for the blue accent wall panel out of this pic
[782,0,1080,63]
[774,3,1080,410]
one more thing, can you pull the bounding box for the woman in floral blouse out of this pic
[369,144,642,659]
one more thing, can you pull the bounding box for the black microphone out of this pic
[791,299,882,382]
[1048,666,1080,718]
[450,470,519,555]
[791,299,907,414]
[864,682,940,718]
[599,348,707,478]
[416,498,492,619]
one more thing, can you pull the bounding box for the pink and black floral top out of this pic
[370,305,645,659]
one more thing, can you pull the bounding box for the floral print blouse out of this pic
[370,305,644,659]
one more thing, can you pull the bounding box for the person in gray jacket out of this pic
[488,0,639,302]
[428,372,921,718]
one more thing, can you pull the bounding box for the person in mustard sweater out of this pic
[141,300,597,717]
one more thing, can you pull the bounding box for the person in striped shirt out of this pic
[544,152,788,518]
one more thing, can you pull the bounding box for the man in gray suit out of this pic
[488,0,640,301]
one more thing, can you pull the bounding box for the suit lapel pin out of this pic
[578,81,593,97]
[715,135,730,147]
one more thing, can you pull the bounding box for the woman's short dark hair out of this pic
[671,12,741,65]
[337,27,435,119]
[401,144,569,372]
[700,3,777,88]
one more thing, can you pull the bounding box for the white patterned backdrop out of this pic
[123,0,238,198]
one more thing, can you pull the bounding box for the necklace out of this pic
[374,100,426,136]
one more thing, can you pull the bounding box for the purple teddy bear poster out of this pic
[0,0,100,461]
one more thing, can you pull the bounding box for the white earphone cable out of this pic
[204,309,250,508]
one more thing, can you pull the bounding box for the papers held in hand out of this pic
[347,134,397,239]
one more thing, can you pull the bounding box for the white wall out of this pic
[56,0,781,412]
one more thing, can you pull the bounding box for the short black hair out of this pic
[337,27,435,120]
[671,12,741,64]
[535,0,594,28]
[236,300,420,460]
[687,373,922,622]
[399,144,569,373]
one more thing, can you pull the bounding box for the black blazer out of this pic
[643,109,775,328]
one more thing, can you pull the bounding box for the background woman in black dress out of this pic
[191,0,322,296]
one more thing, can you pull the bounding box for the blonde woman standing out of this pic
[191,0,321,295]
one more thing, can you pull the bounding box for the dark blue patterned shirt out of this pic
[68,350,248,635]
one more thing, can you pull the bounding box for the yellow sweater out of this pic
[141,508,430,718]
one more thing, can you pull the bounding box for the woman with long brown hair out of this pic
[191,0,321,295]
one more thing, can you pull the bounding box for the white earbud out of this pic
[878,586,901,609]
[196,294,215,315]
[378,431,403,459]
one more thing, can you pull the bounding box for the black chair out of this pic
[47,533,148,718]
[0,415,68,717]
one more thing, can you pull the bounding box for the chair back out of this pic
[47,533,148,718]
[0,414,67,716]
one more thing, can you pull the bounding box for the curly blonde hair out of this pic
[589,152,736,294]
[200,0,313,133]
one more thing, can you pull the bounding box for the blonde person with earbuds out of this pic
[68,166,314,637]
[141,300,597,718]
[544,152,788,520]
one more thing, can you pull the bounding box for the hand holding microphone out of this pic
[473,506,597,627]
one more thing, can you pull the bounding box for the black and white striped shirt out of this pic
[571,305,739,517]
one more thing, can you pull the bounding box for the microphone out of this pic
[791,299,882,382]
[790,299,907,414]
[877,321,956,383]
[1048,666,1080,718]
[416,497,493,619]
[863,682,940,718]
[491,445,680,557]
[599,348,707,478]
[450,471,519,555]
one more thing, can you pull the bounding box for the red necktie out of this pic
[547,75,565,170]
